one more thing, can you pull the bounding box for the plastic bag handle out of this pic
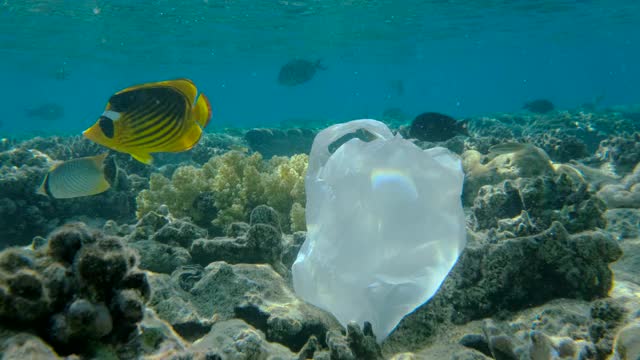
[307,119,395,178]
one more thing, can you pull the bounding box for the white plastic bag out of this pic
[292,119,466,341]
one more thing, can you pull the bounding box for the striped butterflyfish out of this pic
[37,153,116,199]
[83,78,212,164]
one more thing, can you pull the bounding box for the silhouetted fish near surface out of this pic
[26,103,64,121]
[37,153,116,199]
[278,59,326,86]
[83,78,212,164]
[523,99,555,114]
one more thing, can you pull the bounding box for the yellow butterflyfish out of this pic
[83,78,212,164]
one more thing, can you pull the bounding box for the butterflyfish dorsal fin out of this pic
[36,173,50,197]
[161,78,199,105]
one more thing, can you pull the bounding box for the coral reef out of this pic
[136,150,307,233]
[244,127,316,158]
[190,206,287,274]
[597,162,640,209]
[465,109,640,153]
[0,147,138,247]
[595,132,640,176]
[148,261,342,352]
[527,131,589,162]
[605,208,640,239]
[0,223,150,356]
[471,173,606,236]
[462,144,556,204]
[456,298,628,360]
[384,221,622,353]
[1,105,638,359]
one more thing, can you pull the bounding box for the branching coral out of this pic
[136,151,309,233]
[136,166,209,224]
[204,151,266,229]
[262,154,308,218]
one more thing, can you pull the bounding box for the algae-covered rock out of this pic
[0,222,150,356]
[244,127,316,158]
[1,333,63,360]
[596,133,640,176]
[605,209,640,239]
[152,218,207,248]
[129,240,191,274]
[613,319,640,360]
[387,222,622,352]
[597,162,640,209]
[148,261,342,352]
[472,173,606,236]
[175,319,298,359]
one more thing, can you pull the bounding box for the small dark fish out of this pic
[26,104,64,121]
[278,59,326,86]
[523,99,554,114]
[409,112,468,142]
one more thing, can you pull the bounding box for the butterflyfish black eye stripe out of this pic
[98,117,115,138]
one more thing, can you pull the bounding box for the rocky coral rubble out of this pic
[471,173,606,237]
[597,162,640,210]
[109,204,302,278]
[382,221,622,353]
[465,109,640,153]
[148,261,342,352]
[594,132,640,176]
[0,223,153,357]
[454,296,638,360]
[244,127,316,158]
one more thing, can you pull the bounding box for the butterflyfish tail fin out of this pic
[193,93,212,129]
[36,175,49,197]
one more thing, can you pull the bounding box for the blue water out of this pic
[1,1,639,136]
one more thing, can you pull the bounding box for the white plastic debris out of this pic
[292,119,466,341]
